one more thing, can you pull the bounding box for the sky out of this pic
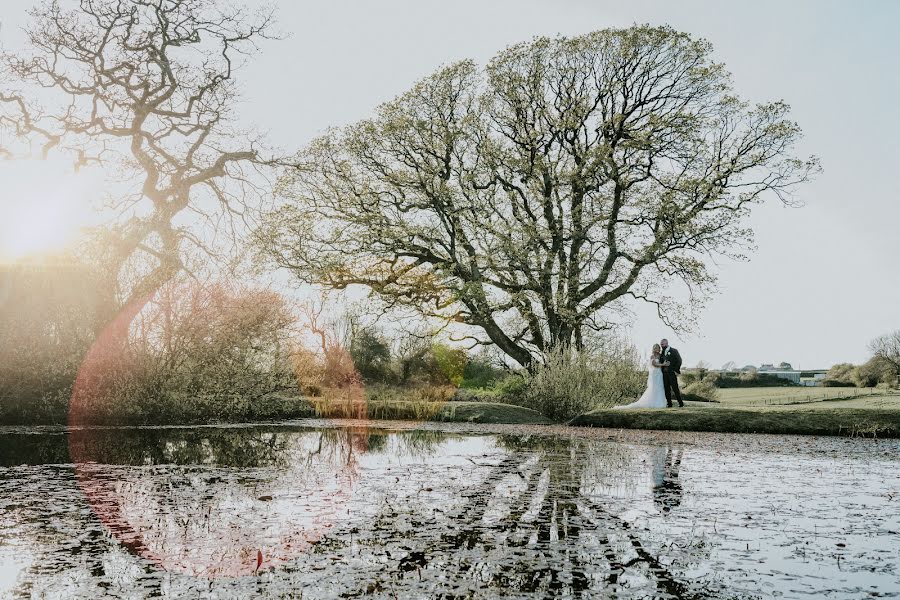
[2,0,898,369]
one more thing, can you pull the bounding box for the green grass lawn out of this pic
[572,387,900,437]
[714,386,884,406]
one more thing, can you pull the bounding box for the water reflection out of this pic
[0,423,898,598]
[651,445,684,514]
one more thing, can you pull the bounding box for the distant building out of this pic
[757,364,828,386]
[685,362,828,386]
[757,367,802,384]
[759,362,793,372]
[799,371,829,387]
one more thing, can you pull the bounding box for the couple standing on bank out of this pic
[615,339,684,410]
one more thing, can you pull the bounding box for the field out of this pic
[714,387,890,407]
[573,387,900,437]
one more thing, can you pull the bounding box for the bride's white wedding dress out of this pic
[614,355,667,409]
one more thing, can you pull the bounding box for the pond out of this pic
[0,420,898,598]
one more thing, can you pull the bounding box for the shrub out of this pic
[853,357,896,388]
[432,343,468,386]
[460,352,505,389]
[515,340,643,422]
[450,387,497,402]
[682,380,719,402]
[0,261,115,424]
[822,379,855,388]
[494,373,529,400]
[365,384,455,404]
[69,280,305,425]
[348,327,393,383]
[393,333,448,386]
[708,372,797,388]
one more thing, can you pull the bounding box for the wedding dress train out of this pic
[614,356,668,409]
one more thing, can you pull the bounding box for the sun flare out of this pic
[0,158,103,263]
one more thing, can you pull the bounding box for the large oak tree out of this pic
[265,26,818,369]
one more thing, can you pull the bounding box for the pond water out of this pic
[0,420,898,599]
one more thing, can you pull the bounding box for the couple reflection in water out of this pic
[649,445,684,513]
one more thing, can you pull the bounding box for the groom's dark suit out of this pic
[661,346,683,407]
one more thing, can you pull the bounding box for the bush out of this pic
[853,357,896,388]
[0,261,115,424]
[826,363,856,385]
[432,343,468,386]
[365,384,456,404]
[514,341,643,422]
[450,387,497,402]
[707,372,797,388]
[68,280,305,425]
[460,352,505,389]
[494,373,529,400]
[393,334,451,386]
[348,327,393,383]
[682,380,719,402]
[822,379,855,388]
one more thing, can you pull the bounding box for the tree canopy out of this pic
[255,27,816,368]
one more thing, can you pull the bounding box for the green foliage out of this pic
[824,363,856,387]
[432,343,468,386]
[0,262,115,424]
[682,380,720,402]
[822,379,855,388]
[495,374,529,399]
[822,358,898,390]
[869,331,900,384]
[349,327,393,383]
[2,277,309,425]
[459,352,505,389]
[515,342,644,422]
[365,384,457,405]
[450,388,499,402]
[852,357,895,388]
[705,372,797,388]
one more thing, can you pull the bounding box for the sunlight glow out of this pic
[0,158,104,262]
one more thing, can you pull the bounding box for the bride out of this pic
[614,344,669,409]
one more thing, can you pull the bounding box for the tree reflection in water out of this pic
[0,424,727,597]
[330,434,711,598]
[66,425,372,577]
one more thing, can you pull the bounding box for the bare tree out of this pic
[869,330,900,377]
[264,26,818,369]
[4,0,279,307]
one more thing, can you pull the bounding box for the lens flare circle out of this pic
[68,293,360,578]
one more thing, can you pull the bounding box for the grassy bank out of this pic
[572,392,900,437]
[313,398,549,425]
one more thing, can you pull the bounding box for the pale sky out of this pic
[2,0,898,369]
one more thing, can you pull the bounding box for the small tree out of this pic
[432,343,468,386]
[0,260,115,423]
[349,327,393,383]
[869,331,900,383]
[825,363,856,386]
[70,280,301,423]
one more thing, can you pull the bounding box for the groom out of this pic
[660,339,684,408]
